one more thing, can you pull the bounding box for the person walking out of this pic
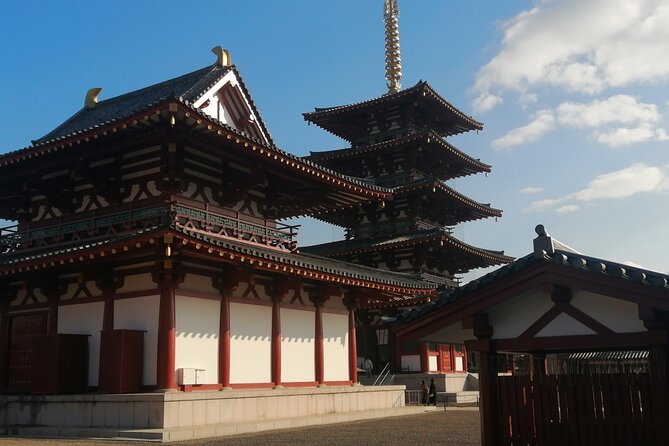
[429,378,437,406]
[420,380,429,405]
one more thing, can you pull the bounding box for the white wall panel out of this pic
[571,290,646,333]
[115,295,160,385]
[58,301,104,386]
[175,295,219,384]
[401,355,421,372]
[488,290,553,339]
[536,313,597,337]
[281,308,315,383]
[323,313,349,382]
[230,303,271,384]
[428,355,438,372]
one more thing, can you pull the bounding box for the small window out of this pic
[376,329,389,345]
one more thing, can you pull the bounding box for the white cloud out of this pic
[494,95,668,149]
[473,94,503,113]
[492,109,555,150]
[594,123,669,147]
[520,186,544,194]
[472,0,669,111]
[556,205,579,214]
[526,163,668,212]
[556,95,661,128]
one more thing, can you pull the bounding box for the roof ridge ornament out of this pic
[84,87,102,108]
[384,0,402,94]
[211,46,232,67]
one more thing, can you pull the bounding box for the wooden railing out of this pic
[0,202,298,255]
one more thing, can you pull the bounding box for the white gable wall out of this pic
[571,290,646,333]
[488,289,553,339]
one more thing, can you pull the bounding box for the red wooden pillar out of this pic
[271,295,282,388]
[314,300,325,386]
[41,277,62,335]
[153,264,182,392]
[218,294,231,389]
[471,341,500,446]
[419,342,429,373]
[96,272,124,332]
[0,296,8,389]
[345,297,358,384]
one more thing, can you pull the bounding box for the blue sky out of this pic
[1,1,668,280]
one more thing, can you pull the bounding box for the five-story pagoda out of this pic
[302,0,512,292]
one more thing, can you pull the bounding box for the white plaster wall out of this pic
[488,290,553,339]
[401,355,421,372]
[428,355,438,372]
[175,295,219,384]
[230,303,271,384]
[179,275,216,295]
[118,273,154,294]
[571,290,646,333]
[57,301,104,386]
[536,313,597,337]
[281,308,315,382]
[115,295,160,385]
[421,322,474,344]
[323,313,349,382]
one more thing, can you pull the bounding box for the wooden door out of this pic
[439,344,452,372]
[6,313,47,391]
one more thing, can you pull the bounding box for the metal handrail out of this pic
[372,362,392,386]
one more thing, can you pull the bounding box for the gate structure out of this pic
[393,226,669,446]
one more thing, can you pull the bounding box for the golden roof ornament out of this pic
[84,87,102,108]
[384,0,402,94]
[211,46,232,67]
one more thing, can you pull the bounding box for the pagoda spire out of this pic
[384,0,402,94]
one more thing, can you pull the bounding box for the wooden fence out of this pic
[496,373,665,445]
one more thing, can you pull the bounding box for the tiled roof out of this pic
[397,227,669,324]
[27,63,276,149]
[303,81,482,141]
[393,179,502,223]
[302,228,512,264]
[304,130,491,179]
[0,222,434,293]
[33,65,233,145]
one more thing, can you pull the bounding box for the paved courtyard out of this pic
[0,409,480,446]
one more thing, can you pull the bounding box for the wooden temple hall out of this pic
[0,1,510,441]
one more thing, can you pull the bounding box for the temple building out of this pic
[302,0,512,376]
[0,45,438,439]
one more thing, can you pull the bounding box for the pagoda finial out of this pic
[384,0,402,94]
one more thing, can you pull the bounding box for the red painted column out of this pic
[348,304,358,384]
[0,297,8,389]
[271,296,282,388]
[156,276,177,391]
[419,342,429,373]
[314,300,325,386]
[218,294,231,389]
[475,343,500,446]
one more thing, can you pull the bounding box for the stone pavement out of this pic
[0,409,480,446]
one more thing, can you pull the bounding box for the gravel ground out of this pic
[0,410,481,446]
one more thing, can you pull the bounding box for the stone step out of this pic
[4,406,435,443]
